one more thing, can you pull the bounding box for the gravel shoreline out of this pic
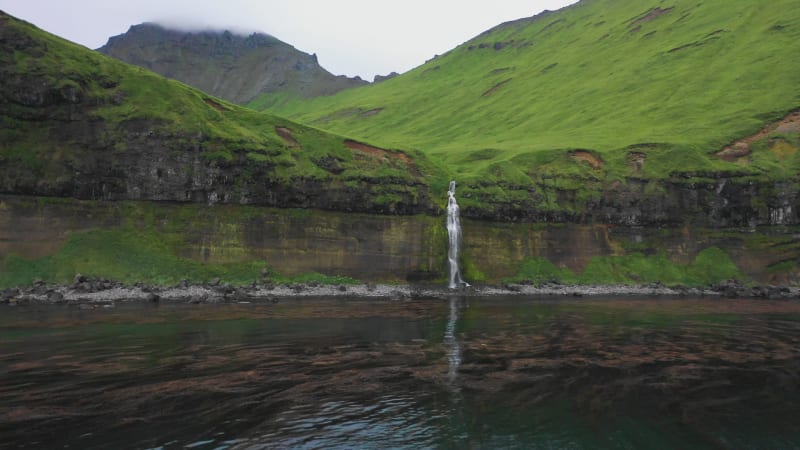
[3,277,800,308]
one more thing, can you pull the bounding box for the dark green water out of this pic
[2,297,800,449]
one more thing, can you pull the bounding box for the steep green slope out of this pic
[98,23,366,105]
[2,5,799,226]
[264,0,800,188]
[0,11,439,214]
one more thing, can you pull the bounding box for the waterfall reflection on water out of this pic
[444,296,464,384]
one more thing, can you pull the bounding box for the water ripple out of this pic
[2,298,800,449]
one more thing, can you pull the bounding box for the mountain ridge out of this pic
[98,22,367,105]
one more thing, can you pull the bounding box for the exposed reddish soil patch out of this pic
[630,7,674,30]
[570,150,604,170]
[716,143,752,162]
[716,111,800,162]
[203,98,228,112]
[344,139,412,165]
[275,126,301,149]
[776,116,800,134]
[627,152,647,172]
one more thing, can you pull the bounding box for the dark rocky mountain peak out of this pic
[98,22,367,104]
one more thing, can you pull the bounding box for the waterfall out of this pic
[447,181,469,289]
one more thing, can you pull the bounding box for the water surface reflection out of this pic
[444,296,464,384]
[1,297,800,449]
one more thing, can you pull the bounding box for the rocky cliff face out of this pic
[3,195,799,285]
[98,23,367,104]
[460,174,800,228]
[458,111,800,227]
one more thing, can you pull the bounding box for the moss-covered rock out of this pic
[2,195,799,288]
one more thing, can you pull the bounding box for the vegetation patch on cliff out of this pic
[0,219,360,289]
[506,247,743,287]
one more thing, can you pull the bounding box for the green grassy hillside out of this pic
[0,11,439,213]
[262,0,800,186]
[3,4,800,225]
[2,13,305,155]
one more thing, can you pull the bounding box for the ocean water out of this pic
[1,296,800,449]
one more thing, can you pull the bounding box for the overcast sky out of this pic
[0,0,578,80]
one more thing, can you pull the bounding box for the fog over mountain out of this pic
[0,0,578,79]
[98,22,367,104]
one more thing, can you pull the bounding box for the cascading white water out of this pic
[447,181,469,289]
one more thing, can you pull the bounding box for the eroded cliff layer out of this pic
[2,195,798,287]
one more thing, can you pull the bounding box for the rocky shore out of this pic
[2,276,799,308]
